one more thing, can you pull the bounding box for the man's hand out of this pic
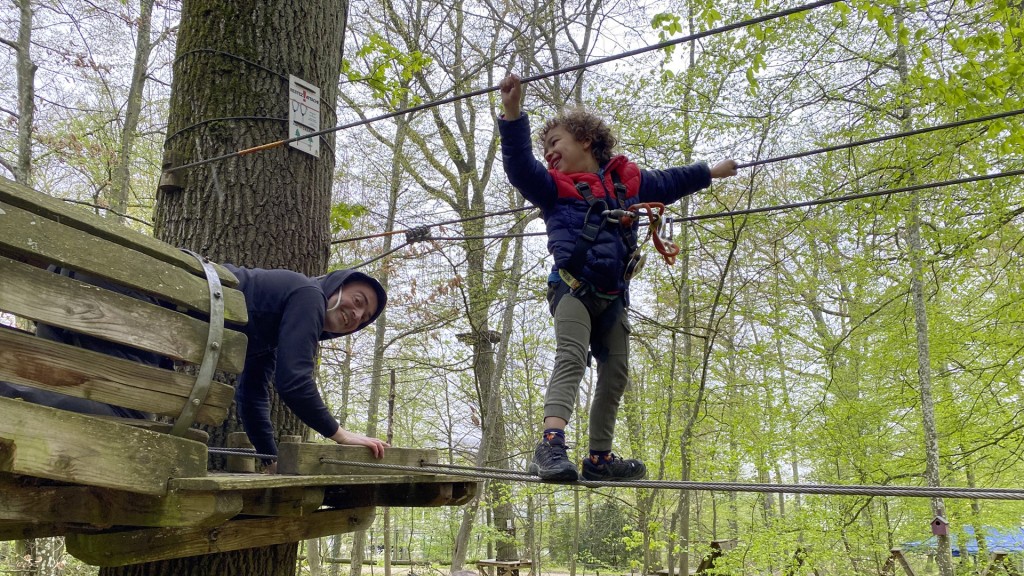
[499,74,523,120]
[330,427,390,458]
[710,159,739,179]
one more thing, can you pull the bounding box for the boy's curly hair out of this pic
[539,109,618,166]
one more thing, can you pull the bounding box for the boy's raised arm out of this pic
[499,74,523,119]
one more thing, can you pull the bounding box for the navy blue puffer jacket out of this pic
[498,112,714,295]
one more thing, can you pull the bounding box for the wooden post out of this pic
[226,431,255,473]
[980,552,1021,576]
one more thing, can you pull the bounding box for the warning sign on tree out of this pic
[288,75,320,157]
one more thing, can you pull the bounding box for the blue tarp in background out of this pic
[906,526,1024,557]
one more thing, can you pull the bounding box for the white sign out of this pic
[288,75,321,157]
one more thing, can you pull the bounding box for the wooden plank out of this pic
[891,549,917,576]
[239,486,324,516]
[171,472,471,491]
[0,476,241,528]
[0,200,247,322]
[0,256,246,373]
[65,507,376,567]
[980,552,1011,576]
[277,443,438,475]
[0,327,232,425]
[0,175,239,288]
[0,397,207,495]
[0,520,87,541]
[324,480,478,508]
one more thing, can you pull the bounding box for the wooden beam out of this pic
[240,487,324,516]
[0,397,207,495]
[171,472,472,491]
[0,200,246,322]
[0,327,232,425]
[0,256,246,373]
[891,549,917,576]
[0,520,96,541]
[0,175,240,288]
[0,477,241,528]
[65,507,376,567]
[277,443,437,475]
[324,480,478,509]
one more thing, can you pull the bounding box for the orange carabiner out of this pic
[631,202,678,265]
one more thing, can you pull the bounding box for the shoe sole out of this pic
[529,462,579,482]
[581,472,647,482]
[581,464,648,482]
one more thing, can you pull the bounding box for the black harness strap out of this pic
[610,171,639,257]
[564,181,607,283]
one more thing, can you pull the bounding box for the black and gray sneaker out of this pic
[581,453,647,481]
[528,434,579,482]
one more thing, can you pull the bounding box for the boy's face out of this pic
[543,125,597,174]
[324,280,380,334]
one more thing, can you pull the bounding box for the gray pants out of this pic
[545,284,630,452]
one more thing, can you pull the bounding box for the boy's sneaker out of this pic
[581,453,647,481]
[528,435,579,482]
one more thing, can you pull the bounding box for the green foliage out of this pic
[341,33,432,109]
[330,202,369,234]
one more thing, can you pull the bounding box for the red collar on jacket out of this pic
[548,155,640,202]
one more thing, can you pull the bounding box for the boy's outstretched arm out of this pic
[499,74,523,119]
[710,159,739,179]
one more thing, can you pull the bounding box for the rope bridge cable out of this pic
[318,458,1024,499]
[331,206,534,245]
[676,167,1024,224]
[341,167,1024,254]
[737,107,1024,169]
[208,447,278,460]
[164,0,844,175]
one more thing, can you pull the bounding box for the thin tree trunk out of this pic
[896,5,953,575]
[309,539,323,576]
[8,0,35,185]
[109,0,155,222]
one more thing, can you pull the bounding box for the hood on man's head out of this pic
[317,269,388,336]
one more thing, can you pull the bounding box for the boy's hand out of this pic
[710,159,738,179]
[499,74,523,119]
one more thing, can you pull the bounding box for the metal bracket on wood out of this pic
[170,249,224,436]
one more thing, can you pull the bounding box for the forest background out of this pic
[1,0,1023,574]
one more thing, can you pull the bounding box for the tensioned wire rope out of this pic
[164,0,845,175]
[331,107,1024,247]
[343,167,1024,269]
[317,457,1024,499]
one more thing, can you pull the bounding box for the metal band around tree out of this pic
[170,249,225,436]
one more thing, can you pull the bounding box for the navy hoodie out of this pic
[224,265,387,458]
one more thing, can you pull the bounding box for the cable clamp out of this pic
[405,226,432,243]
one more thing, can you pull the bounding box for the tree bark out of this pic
[104,1,346,575]
[3,0,36,185]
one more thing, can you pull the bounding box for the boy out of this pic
[498,74,737,481]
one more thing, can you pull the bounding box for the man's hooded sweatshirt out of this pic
[224,265,386,458]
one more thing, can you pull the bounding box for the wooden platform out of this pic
[0,425,478,566]
[476,559,534,576]
[0,175,482,567]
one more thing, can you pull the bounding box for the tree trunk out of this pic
[6,0,36,185]
[104,0,346,574]
[109,0,155,222]
[308,539,323,576]
[896,4,953,575]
